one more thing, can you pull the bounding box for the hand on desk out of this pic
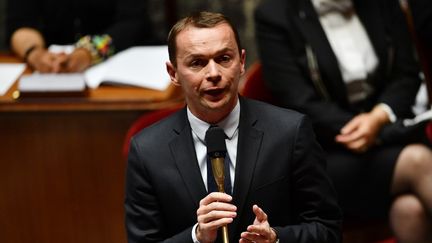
[27,48,92,73]
[27,48,64,73]
[59,48,92,73]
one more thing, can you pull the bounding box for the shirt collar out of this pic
[312,0,354,17]
[187,101,240,143]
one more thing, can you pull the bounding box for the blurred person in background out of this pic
[6,0,158,73]
[256,0,432,242]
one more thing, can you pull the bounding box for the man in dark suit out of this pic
[125,11,341,243]
[256,0,432,242]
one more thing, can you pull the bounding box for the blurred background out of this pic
[0,1,264,243]
[0,0,6,51]
[0,0,262,65]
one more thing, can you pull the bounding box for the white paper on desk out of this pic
[0,63,26,95]
[19,73,86,92]
[84,46,171,91]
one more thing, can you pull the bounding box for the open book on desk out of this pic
[18,46,171,95]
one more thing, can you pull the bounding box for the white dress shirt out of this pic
[312,0,378,103]
[188,100,240,242]
[312,0,396,121]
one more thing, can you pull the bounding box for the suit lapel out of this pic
[354,0,387,76]
[230,99,264,238]
[169,109,207,208]
[292,0,349,104]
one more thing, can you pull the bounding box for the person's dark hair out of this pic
[167,11,242,66]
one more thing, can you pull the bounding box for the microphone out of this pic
[205,126,229,243]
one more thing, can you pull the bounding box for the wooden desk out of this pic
[0,54,184,243]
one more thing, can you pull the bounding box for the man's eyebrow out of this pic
[214,48,235,55]
[184,48,235,59]
[184,53,206,59]
[218,47,235,52]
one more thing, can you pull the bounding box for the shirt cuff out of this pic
[377,103,397,123]
[192,223,200,243]
[192,224,280,243]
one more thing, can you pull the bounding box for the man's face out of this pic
[167,23,246,123]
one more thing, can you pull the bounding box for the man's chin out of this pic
[204,101,226,111]
[202,95,232,108]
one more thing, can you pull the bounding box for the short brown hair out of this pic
[167,11,242,66]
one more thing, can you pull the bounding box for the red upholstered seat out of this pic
[376,238,396,243]
[122,105,182,159]
[239,62,275,104]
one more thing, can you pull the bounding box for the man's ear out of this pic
[166,61,180,86]
[240,49,246,75]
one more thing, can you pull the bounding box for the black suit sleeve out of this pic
[374,0,421,117]
[124,137,193,243]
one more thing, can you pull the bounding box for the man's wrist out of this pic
[370,104,391,126]
[75,34,114,65]
[375,103,396,123]
[191,223,201,243]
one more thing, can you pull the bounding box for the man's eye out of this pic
[190,59,206,67]
[217,55,231,63]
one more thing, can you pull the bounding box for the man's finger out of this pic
[252,205,267,222]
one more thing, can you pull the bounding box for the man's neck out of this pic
[189,98,239,124]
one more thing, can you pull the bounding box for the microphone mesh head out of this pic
[205,126,227,156]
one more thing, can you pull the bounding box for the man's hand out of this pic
[196,192,236,243]
[240,205,277,243]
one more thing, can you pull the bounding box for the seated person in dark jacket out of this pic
[6,0,157,73]
[256,0,432,242]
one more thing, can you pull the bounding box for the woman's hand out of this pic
[336,105,390,153]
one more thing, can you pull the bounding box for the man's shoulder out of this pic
[132,108,186,144]
[241,98,315,143]
[242,98,306,123]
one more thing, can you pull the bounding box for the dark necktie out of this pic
[206,132,232,195]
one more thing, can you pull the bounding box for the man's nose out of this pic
[205,60,221,82]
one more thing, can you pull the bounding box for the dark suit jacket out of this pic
[255,0,422,147]
[409,0,432,47]
[125,97,342,242]
[409,0,432,75]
